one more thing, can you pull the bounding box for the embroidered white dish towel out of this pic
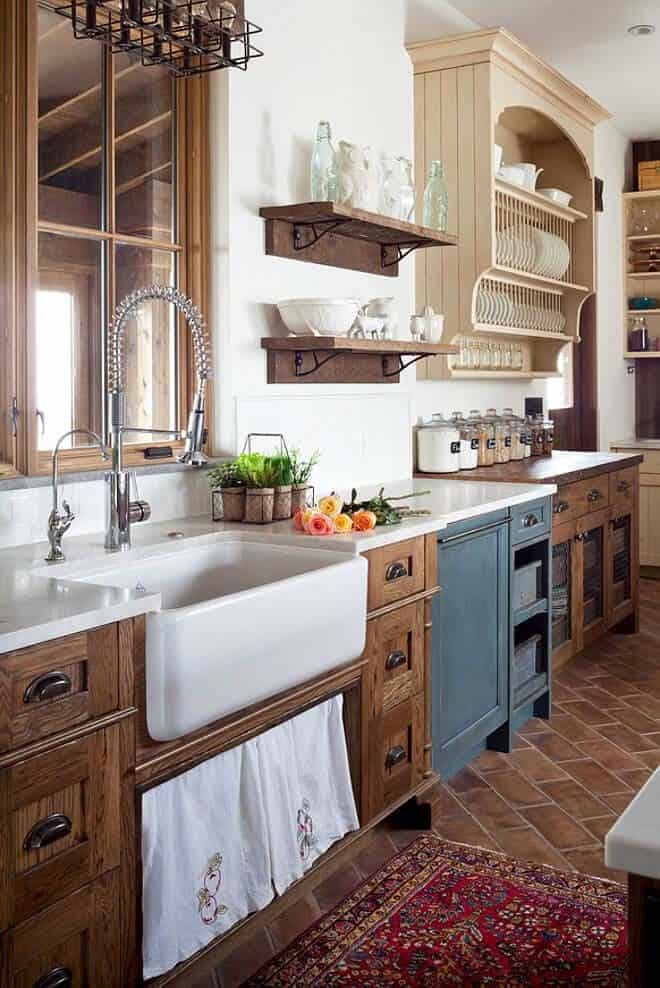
[141,737,274,980]
[259,694,360,895]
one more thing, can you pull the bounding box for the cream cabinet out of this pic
[408,28,609,382]
[612,446,660,568]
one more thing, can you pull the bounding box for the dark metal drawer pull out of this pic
[385,649,407,671]
[617,480,631,494]
[24,813,72,852]
[33,967,72,988]
[385,561,408,582]
[385,745,407,769]
[575,532,586,543]
[587,489,603,502]
[23,671,72,704]
[553,500,570,515]
[522,513,540,528]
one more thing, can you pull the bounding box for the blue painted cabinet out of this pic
[431,511,510,778]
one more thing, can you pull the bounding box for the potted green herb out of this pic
[290,448,320,513]
[270,453,294,521]
[237,453,278,524]
[207,461,246,522]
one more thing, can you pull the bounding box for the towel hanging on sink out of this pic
[141,695,359,979]
[258,694,360,895]
[141,736,274,980]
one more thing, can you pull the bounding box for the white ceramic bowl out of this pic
[276,298,362,337]
[538,188,573,208]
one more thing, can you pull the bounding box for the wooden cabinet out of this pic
[612,446,659,570]
[0,870,121,988]
[409,28,608,383]
[362,535,437,821]
[0,620,135,985]
[431,513,510,777]
[0,626,119,754]
[552,480,640,666]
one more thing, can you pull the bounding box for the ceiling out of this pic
[405,0,660,140]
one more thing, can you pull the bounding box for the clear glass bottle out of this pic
[310,121,338,202]
[422,160,448,231]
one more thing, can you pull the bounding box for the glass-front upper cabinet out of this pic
[0,1,209,476]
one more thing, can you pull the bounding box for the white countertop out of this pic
[611,438,660,450]
[605,767,660,879]
[0,477,555,655]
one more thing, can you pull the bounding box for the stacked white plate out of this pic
[475,286,566,333]
[496,226,570,281]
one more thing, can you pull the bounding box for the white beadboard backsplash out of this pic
[0,471,210,550]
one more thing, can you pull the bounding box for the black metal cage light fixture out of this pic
[51,0,264,76]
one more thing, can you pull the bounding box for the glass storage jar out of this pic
[531,415,546,457]
[469,409,494,467]
[521,417,533,458]
[451,412,479,470]
[503,408,524,461]
[416,413,461,473]
[542,419,555,456]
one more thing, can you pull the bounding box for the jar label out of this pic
[450,441,461,454]
[487,439,496,450]
[505,436,512,448]
[471,439,479,451]
[522,433,531,445]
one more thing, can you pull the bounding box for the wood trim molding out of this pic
[5,4,213,477]
[407,27,611,128]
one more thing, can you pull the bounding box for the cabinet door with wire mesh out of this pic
[579,508,610,649]
[551,520,580,666]
[609,512,636,628]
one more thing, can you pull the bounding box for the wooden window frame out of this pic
[3,0,211,478]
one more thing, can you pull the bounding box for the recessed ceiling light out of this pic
[628,23,656,36]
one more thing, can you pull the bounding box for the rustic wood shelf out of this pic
[259,202,458,277]
[262,336,458,384]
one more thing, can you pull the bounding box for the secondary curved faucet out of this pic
[106,284,213,552]
[46,429,109,563]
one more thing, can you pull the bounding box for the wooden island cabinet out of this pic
[417,451,642,669]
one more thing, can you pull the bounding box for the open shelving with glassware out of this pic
[623,190,660,359]
[409,28,607,383]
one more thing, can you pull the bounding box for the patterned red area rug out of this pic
[246,834,628,987]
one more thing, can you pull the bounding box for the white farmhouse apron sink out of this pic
[76,540,368,741]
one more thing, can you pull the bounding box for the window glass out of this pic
[38,8,103,229]
[36,232,103,450]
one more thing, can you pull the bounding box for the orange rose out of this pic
[305,513,335,536]
[352,510,377,532]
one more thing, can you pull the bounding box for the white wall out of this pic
[595,120,634,450]
[211,0,418,489]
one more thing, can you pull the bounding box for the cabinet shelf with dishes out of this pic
[409,28,607,382]
[623,189,660,357]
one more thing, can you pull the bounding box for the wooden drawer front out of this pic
[510,499,550,545]
[382,694,424,807]
[366,538,425,612]
[552,483,584,528]
[0,626,119,755]
[1,870,120,988]
[0,727,121,931]
[368,602,424,714]
[610,467,637,512]
[579,475,610,515]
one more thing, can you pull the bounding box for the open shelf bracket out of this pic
[381,241,429,269]
[381,353,429,377]
[294,349,342,378]
[293,220,351,252]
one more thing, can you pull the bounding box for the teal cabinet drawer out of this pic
[511,499,551,545]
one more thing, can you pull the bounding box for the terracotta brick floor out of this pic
[186,579,660,987]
